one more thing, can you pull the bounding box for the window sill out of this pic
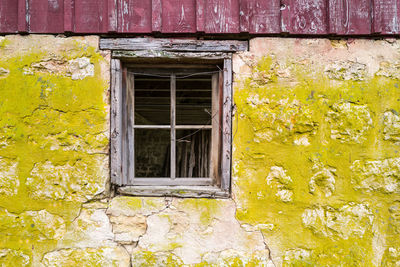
[117,186,230,198]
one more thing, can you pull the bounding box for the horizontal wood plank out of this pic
[112,50,232,60]
[131,178,213,186]
[118,185,229,198]
[101,38,248,51]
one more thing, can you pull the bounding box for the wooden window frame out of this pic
[103,38,248,198]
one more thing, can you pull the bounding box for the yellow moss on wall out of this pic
[233,53,400,265]
[0,35,109,265]
[1,35,399,266]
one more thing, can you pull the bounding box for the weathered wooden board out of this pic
[281,0,328,34]
[64,0,74,32]
[239,0,280,34]
[161,0,196,33]
[0,0,18,33]
[18,0,28,32]
[118,0,152,33]
[118,185,229,198]
[1,0,399,35]
[329,0,371,35]
[100,38,248,51]
[108,0,118,32]
[29,0,64,33]
[74,0,108,33]
[204,0,240,33]
[112,50,232,59]
[111,59,123,186]
[221,58,232,191]
[152,0,162,32]
[374,0,400,34]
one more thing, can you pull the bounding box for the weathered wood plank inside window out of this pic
[111,59,123,185]
[211,72,221,186]
[170,73,176,179]
[126,72,135,184]
[221,58,232,191]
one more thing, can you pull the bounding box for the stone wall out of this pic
[233,38,400,266]
[0,35,399,266]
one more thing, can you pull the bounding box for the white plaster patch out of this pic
[68,57,95,80]
[138,199,266,265]
[59,208,115,248]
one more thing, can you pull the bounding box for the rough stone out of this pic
[107,197,166,217]
[67,57,95,80]
[131,251,184,266]
[42,247,130,267]
[59,208,114,248]
[381,247,400,266]
[0,249,30,266]
[0,35,399,266]
[0,67,9,78]
[376,61,400,79]
[388,202,400,235]
[243,95,317,143]
[309,167,336,197]
[302,203,373,239]
[0,208,66,241]
[109,214,147,244]
[283,248,312,266]
[351,157,400,194]
[138,199,266,264]
[0,157,18,196]
[327,102,372,143]
[324,61,367,81]
[25,156,108,202]
[201,249,274,266]
[383,110,400,142]
[24,56,95,81]
[266,166,293,202]
[24,210,67,240]
[30,59,67,75]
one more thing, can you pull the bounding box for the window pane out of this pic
[134,75,170,125]
[176,75,212,125]
[135,129,170,177]
[176,129,211,178]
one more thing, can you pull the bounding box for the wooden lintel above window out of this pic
[100,38,248,52]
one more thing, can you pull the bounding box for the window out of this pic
[103,38,247,198]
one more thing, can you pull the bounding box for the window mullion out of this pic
[170,73,176,179]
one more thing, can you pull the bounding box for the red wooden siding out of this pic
[0,0,18,33]
[0,0,399,35]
